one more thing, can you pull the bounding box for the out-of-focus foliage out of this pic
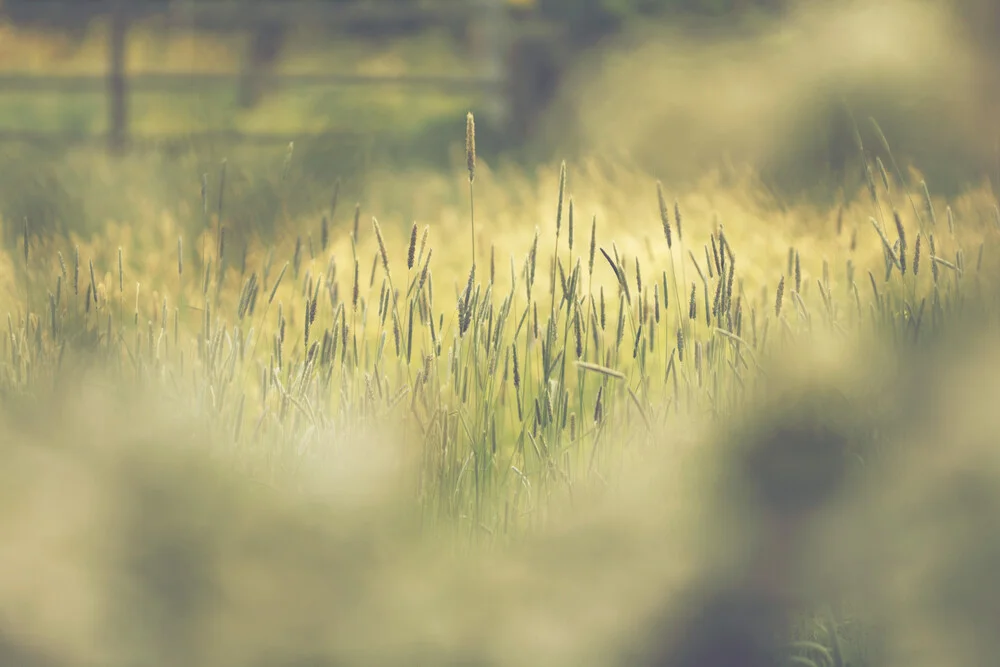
[0,0,997,209]
[536,0,786,35]
[0,0,787,45]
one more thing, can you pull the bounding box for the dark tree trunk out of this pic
[238,21,287,109]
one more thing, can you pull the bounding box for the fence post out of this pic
[108,3,129,154]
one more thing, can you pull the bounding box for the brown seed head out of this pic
[372,217,390,276]
[407,222,418,271]
[465,112,476,183]
[657,181,672,249]
[775,276,785,317]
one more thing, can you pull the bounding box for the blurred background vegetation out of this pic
[0,0,998,245]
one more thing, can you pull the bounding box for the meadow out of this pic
[2,104,1000,665]
[5,2,1000,665]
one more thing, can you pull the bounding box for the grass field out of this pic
[3,4,1000,664]
[2,99,1000,665]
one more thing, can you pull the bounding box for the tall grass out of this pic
[2,118,1000,665]
[4,126,999,526]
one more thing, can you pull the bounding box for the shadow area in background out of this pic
[529,0,1000,205]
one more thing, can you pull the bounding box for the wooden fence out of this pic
[0,0,513,153]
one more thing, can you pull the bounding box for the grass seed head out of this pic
[352,259,360,311]
[654,283,661,323]
[555,161,567,237]
[568,198,574,251]
[657,181,672,249]
[574,309,583,358]
[894,210,908,274]
[776,276,785,317]
[372,218,390,278]
[417,225,429,265]
[794,252,801,293]
[407,222,418,271]
[417,250,432,294]
[465,111,476,183]
[674,199,684,243]
[89,259,98,305]
[922,180,937,227]
[73,246,80,296]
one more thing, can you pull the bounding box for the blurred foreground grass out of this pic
[2,114,1000,665]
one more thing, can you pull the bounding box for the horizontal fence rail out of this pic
[4,0,504,24]
[0,73,505,94]
[0,129,380,148]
